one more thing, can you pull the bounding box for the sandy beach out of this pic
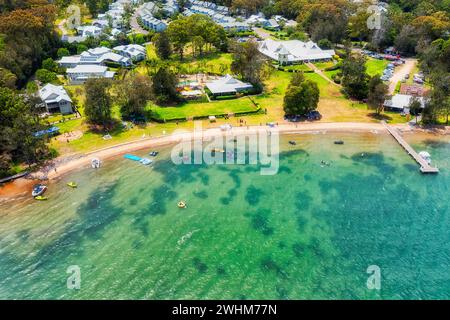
[0,121,447,199]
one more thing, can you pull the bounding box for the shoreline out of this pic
[0,122,447,199]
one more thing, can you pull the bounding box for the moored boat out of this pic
[91,158,101,169]
[32,184,47,197]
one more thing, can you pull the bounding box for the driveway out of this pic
[388,59,417,94]
[130,12,149,35]
[253,27,271,39]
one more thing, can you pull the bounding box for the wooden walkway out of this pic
[382,122,439,174]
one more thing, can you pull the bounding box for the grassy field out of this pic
[366,58,389,77]
[136,44,233,76]
[149,97,260,121]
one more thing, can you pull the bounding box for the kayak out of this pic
[67,182,77,188]
[35,196,48,201]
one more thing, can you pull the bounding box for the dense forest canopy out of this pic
[0,0,58,87]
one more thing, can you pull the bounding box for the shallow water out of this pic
[0,132,449,299]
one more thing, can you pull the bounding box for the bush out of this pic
[36,69,57,83]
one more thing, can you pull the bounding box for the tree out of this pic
[408,96,422,124]
[0,87,50,177]
[118,75,153,119]
[154,31,172,60]
[167,17,190,60]
[84,78,113,128]
[57,47,70,58]
[35,69,57,83]
[0,3,58,86]
[100,40,111,48]
[0,67,17,88]
[341,53,369,100]
[152,67,179,104]
[76,44,88,54]
[42,58,58,72]
[231,39,267,90]
[283,73,320,116]
[367,76,388,115]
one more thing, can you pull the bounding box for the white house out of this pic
[259,39,335,65]
[77,25,103,38]
[383,94,426,113]
[113,44,146,61]
[66,65,115,84]
[141,14,168,32]
[219,22,251,32]
[58,47,132,68]
[205,74,253,96]
[38,84,73,114]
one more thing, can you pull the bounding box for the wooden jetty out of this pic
[383,122,439,174]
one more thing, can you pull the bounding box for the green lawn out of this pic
[139,44,233,75]
[280,64,312,72]
[149,97,260,121]
[365,58,389,77]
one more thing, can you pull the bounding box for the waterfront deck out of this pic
[383,122,439,174]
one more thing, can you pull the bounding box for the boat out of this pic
[67,182,77,188]
[124,154,142,161]
[149,151,159,157]
[140,158,153,165]
[212,148,225,153]
[334,140,344,145]
[91,158,101,169]
[178,201,186,209]
[288,140,296,146]
[419,151,432,165]
[35,196,48,201]
[32,184,47,197]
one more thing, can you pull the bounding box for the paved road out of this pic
[389,59,417,94]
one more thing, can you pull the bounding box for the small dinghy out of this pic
[140,158,153,165]
[91,158,101,169]
[67,182,77,188]
[149,151,159,157]
[334,140,344,145]
[178,201,186,209]
[288,140,297,146]
[32,184,47,197]
[419,151,432,165]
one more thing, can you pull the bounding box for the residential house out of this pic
[77,25,103,38]
[259,39,335,65]
[66,65,116,84]
[219,22,251,32]
[141,14,168,32]
[206,74,253,96]
[59,47,132,68]
[113,44,146,62]
[38,84,73,114]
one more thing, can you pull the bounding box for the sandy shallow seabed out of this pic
[0,122,448,200]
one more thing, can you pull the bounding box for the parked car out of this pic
[307,110,322,121]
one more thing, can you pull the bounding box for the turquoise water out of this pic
[0,132,449,299]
